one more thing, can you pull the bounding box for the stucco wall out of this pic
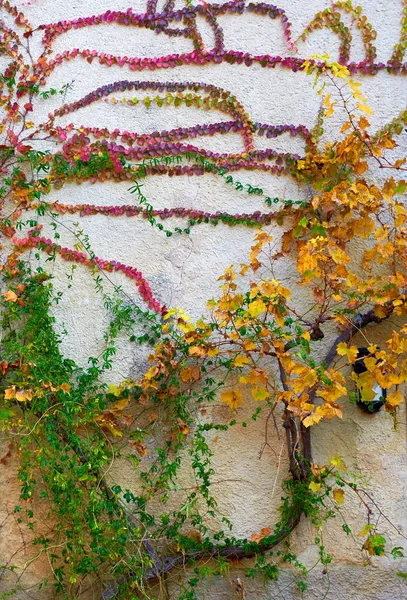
[1,0,407,598]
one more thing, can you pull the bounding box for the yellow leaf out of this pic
[189,346,206,357]
[220,389,243,410]
[329,454,346,471]
[333,488,345,504]
[382,137,396,149]
[178,321,195,334]
[4,386,16,400]
[309,481,321,493]
[247,299,267,318]
[292,369,318,394]
[331,63,350,79]
[337,343,359,363]
[363,357,377,372]
[164,307,191,321]
[374,304,388,319]
[326,105,336,118]
[302,412,323,427]
[386,390,403,407]
[352,216,375,239]
[340,121,352,133]
[245,368,269,386]
[3,290,18,302]
[358,524,374,537]
[243,340,257,351]
[207,347,219,357]
[109,398,130,414]
[60,383,71,393]
[15,389,32,402]
[108,384,122,397]
[352,371,377,402]
[251,386,270,402]
[233,355,250,368]
[357,103,373,116]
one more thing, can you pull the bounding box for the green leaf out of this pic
[0,408,15,419]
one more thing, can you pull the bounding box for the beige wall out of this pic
[1,1,407,598]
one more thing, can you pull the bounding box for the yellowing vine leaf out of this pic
[333,488,345,504]
[95,413,122,437]
[357,103,373,116]
[386,390,404,408]
[233,355,250,368]
[189,345,206,357]
[220,389,243,410]
[358,524,374,537]
[251,386,270,402]
[4,386,16,400]
[337,343,359,363]
[329,454,346,471]
[302,412,323,427]
[247,299,267,318]
[180,366,200,383]
[15,389,32,402]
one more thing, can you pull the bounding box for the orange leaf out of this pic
[133,440,148,456]
[189,346,206,357]
[4,386,16,400]
[3,290,18,302]
[250,527,272,543]
[177,417,189,436]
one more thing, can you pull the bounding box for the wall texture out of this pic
[1,0,407,598]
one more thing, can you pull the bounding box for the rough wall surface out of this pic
[1,0,407,598]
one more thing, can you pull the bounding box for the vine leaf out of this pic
[333,489,345,505]
[3,290,17,302]
[220,389,243,410]
[250,527,272,543]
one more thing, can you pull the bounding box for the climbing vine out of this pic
[1,1,407,598]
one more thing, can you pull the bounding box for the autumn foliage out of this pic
[1,0,407,597]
